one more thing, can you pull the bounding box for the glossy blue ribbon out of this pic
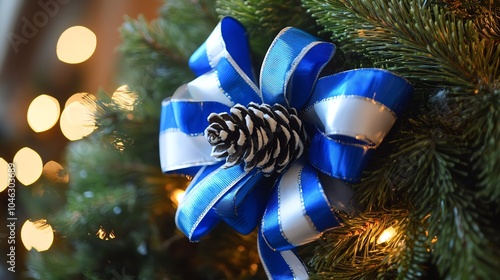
[160,17,413,279]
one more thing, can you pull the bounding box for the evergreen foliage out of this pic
[27,0,499,279]
[27,1,263,279]
[216,0,320,59]
[297,0,500,279]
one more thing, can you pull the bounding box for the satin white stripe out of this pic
[303,96,396,146]
[205,22,226,68]
[186,71,233,107]
[160,130,219,172]
[280,250,309,280]
[279,163,320,246]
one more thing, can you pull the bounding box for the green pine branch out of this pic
[27,0,499,279]
[307,207,412,279]
[438,0,500,41]
[118,0,219,102]
[29,1,269,278]
[394,216,434,280]
[302,0,500,279]
[465,91,500,204]
[216,0,321,60]
[384,114,499,279]
[303,0,499,92]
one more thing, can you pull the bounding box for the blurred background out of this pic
[0,0,162,278]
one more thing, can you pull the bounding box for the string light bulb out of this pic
[377,226,397,244]
[170,189,185,207]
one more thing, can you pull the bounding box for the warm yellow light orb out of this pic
[377,226,397,244]
[112,85,138,111]
[21,219,54,252]
[170,189,185,207]
[56,26,97,64]
[60,101,96,141]
[65,92,96,108]
[0,158,10,192]
[13,147,43,186]
[42,161,69,183]
[27,94,60,133]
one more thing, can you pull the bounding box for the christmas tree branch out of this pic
[217,0,321,60]
[303,0,499,92]
[118,0,218,101]
[301,1,500,277]
[439,0,500,42]
[307,207,411,279]
[385,115,500,279]
[464,92,500,204]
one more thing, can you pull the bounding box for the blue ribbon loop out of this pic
[160,100,230,135]
[259,27,335,109]
[189,16,254,81]
[160,16,413,279]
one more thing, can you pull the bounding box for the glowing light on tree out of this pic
[377,226,397,244]
[27,94,60,133]
[112,85,138,111]
[65,92,95,108]
[56,26,97,64]
[13,147,43,186]
[60,101,96,141]
[0,158,10,192]
[21,219,54,252]
[42,160,69,183]
[170,189,185,207]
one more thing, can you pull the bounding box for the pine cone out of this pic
[205,102,307,175]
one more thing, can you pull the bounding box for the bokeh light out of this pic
[0,158,10,192]
[21,219,54,252]
[27,94,61,133]
[42,161,69,183]
[170,189,185,207]
[112,85,138,111]
[60,101,96,141]
[56,26,97,64]
[65,92,96,108]
[96,226,116,240]
[13,147,43,186]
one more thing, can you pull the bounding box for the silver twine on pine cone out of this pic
[205,102,308,176]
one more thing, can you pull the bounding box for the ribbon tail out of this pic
[261,160,342,251]
[175,164,250,241]
[258,233,309,280]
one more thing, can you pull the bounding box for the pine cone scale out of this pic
[205,102,307,176]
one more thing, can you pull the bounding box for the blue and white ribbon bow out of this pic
[159,17,413,279]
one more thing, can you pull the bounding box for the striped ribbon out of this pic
[159,16,413,279]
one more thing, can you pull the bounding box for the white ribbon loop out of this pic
[303,95,396,146]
